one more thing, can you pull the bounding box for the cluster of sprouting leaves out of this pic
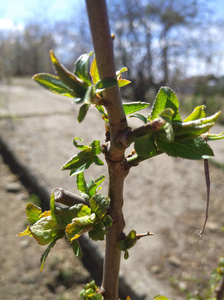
[80,280,103,300]
[18,170,112,271]
[33,50,130,123]
[125,87,224,164]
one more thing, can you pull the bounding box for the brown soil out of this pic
[0,155,91,300]
[1,78,224,300]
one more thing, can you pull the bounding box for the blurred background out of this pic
[0,0,224,120]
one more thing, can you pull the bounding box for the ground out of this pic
[0,78,224,300]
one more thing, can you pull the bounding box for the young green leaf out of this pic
[173,111,221,140]
[90,56,100,85]
[134,134,157,158]
[32,73,78,98]
[66,213,96,241]
[90,194,110,219]
[40,233,65,271]
[153,296,172,300]
[76,172,89,198]
[50,50,87,96]
[117,78,131,88]
[88,221,108,241]
[88,175,106,197]
[206,132,224,141]
[150,86,182,121]
[156,136,214,160]
[184,105,206,122]
[62,140,102,171]
[129,113,148,124]
[72,239,83,258]
[74,52,93,85]
[95,78,118,93]
[123,102,149,115]
[26,202,42,225]
[78,103,91,123]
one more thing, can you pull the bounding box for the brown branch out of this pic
[53,188,86,206]
[85,1,129,299]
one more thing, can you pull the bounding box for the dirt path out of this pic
[0,155,90,300]
[1,78,224,299]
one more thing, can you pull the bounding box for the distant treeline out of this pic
[0,0,223,102]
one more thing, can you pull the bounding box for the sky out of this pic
[1,0,224,29]
[0,0,83,29]
[0,0,224,77]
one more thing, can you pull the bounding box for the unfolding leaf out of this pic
[32,73,78,98]
[76,172,89,198]
[116,67,128,77]
[156,136,214,160]
[88,175,106,197]
[184,105,206,122]
[62,140,102,170]
[123,102,149,116]
[118,78,131,88]
[26,202,42,224]
[150,86,181,121]
[90,56,100,85]
[155,109,174,143]
[95,78,118,93]
[50,50,87,96]
[74,52,93,85]
[129,113,148,124]
[207,132,224,141]
[173,111,221,139]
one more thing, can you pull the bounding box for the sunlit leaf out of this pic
[95,78,118,93]
[74,52,93,85]
[90,56,100,85]
[26,202,42,224]
[154,296,172,300]
[50,50,87,96]
[123,102,149,115]
[118,78,131,88]
[173,111,221,139]
[150,86,181,121]
[156,136,214,160]
[184,105,206,122]
[88,175,106,197]
[116,67,128,77]
[32,73,78,97]
[62,140,102,170]
[129,113,148,124]
[66,213,95,241]
[207,132,224,141]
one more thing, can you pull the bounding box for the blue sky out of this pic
[0,0,224,28]
[0,0,83,28]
